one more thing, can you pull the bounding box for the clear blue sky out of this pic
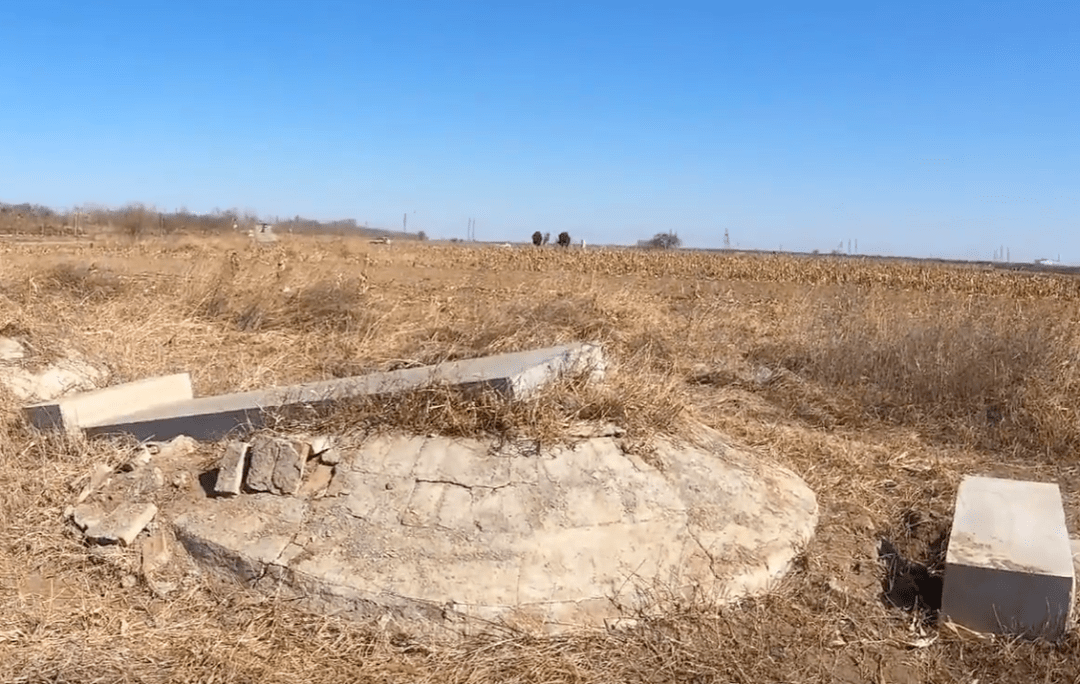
[1,1,1076,261]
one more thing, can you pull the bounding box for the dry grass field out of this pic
[3,232,1080,682]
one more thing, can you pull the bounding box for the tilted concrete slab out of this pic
[84,344,605,443]
[942,476,1075,639]
[24,373,193,434]
[169,424,819,635]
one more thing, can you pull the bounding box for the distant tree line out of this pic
[531,231,571,247]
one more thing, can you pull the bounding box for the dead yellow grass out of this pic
[3,235,1080,682]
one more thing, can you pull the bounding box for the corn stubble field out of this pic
[3,231,1080,683]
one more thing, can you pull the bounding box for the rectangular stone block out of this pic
[214,441,249,496]
[24,373,194,434]
[941,476,1075,639]
[83,344,605,442]
[245,436,279,493]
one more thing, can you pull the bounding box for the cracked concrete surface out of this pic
[170,426,818,634]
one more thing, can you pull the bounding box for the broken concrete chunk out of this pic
[247,436,308,495]
[214,441,249,496]
[74,502,157,546]
[246,436,278,492]
[272,441,310,496]
[152,434,199,459]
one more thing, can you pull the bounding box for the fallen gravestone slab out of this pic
[82,343,605,442]
[24,373,193,435]
[170,424,819,635]
[941,475,1075,639]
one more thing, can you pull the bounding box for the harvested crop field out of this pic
[4,233,1080,683]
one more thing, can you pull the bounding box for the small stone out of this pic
[155,435,198,459]
[214,441,249,496]
[121,574,138,589]
[385,482,394,491]
[172,471,190,489]
[272,441,310,495]
[318,447,342,466]
[247,436,308,495]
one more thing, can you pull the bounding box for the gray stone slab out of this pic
[214,442,249,496]
[941,476,1075,639]
[84,344,605,442]
[24,373,193,434]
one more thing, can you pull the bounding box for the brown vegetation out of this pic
[2,233,1080,682]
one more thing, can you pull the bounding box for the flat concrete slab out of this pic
[84,344,605,442]
[170,425,818,634]
[942,476,1075,639]
[24,373,193,434]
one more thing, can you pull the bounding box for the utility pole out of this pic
[403,213,407,233]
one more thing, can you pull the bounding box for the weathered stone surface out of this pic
[272,441,310,495]
[214,442,249,496]
[245,437,278,493]
[246,436,308,495]
[941,476,1075,639]
[24,373,193,434]
[84,344,606,442]
[74,502,158,546]
[172,425,818,634]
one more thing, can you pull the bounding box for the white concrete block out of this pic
[941,476,1075,639]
